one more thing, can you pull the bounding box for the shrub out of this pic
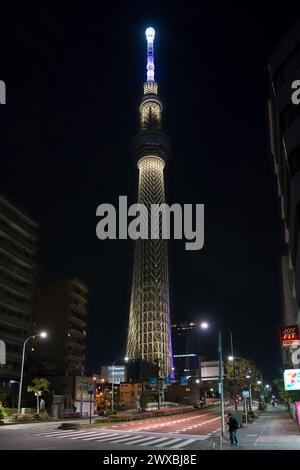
[34,412,50,421]
[11,413,34,422]
[62,411,81,418]
[0,405,8,420]
[4,408,17,417]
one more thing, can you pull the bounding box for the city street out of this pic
[0,408,222,450]
[1,405,299,450]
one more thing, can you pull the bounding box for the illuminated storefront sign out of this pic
[284,369,300,391]
[279,325,300,348]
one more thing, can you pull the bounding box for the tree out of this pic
[226,359,261,388]
[225,358,262,410]
[27,378,49,414]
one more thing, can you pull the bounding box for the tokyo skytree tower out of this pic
[126,27,173,377]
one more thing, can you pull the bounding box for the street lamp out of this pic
[199,322,225,449]
[17,332,47,414]
[111,357,129,413]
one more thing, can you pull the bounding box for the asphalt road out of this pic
[0,408,221,450]
[2,405,297,450]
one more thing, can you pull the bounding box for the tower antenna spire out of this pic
[145,27,155,82]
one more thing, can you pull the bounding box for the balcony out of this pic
[0,291,32,314]
[0,238,35,268]
[66,351,85,362]
[69,314,86,329]
[0,205,38,240]
[0,309,30,329]
[0,329,27,344]
[0,256,34,282]
[0,273,33,298]
[71,289,87,304]
[67,339,85,351]
[68,324,85,337]
[70,302,87,316]
[6,349,22,360]
[0,220,36,253]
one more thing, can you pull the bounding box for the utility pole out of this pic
[156,358,160,410]
[218,331,225,450]
[141,379,144,412]
[227,329,237,411]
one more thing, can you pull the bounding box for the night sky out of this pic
[1,1,300,382]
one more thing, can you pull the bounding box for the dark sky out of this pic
[1,1,300,383]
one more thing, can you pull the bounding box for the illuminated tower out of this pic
[126,27,173,378]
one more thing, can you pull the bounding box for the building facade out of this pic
[119,382,142,409]
[0,194,39,384]
[172,321,203,380]
[101,365,127,384]
[34,278,88,375]
[126,27,173,377]
[268,22,300,367]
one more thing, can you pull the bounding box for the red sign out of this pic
[279,325,300,348]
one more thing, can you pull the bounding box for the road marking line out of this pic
[154,438,184,448]
[112,436,159,445]
[93,434,127,443]
[170,438,198,449]
[34,430,74,436]
[55,431,92,439]
[70,432,111,440]
[35,431,84,438]
[107,435,154,444]
[139,436,175,446]
[81,433,123,442]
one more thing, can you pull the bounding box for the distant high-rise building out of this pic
[34,278,88,375]
[171,321,203,379]
[268,22,300,367]
[0,194,39,383]
[126,27,173,377]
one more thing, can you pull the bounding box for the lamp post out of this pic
[227,329,237,411]
[17,331,47,414]
[111,357,128,413]
[199,322,225,450]
[9,380,20,408]
[195,378,200,406]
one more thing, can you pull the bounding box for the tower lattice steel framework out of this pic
[126,27,173,378]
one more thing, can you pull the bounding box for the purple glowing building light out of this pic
[145,27,155,82]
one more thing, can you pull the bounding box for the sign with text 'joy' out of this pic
[279,325,300,348]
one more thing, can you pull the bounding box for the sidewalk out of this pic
[204,404,300,450]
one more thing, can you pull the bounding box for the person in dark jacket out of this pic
[227,412,239,446]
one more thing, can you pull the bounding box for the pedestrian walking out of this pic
[227,412,239,446]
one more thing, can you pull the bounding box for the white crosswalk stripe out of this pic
[31,429,200,449]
